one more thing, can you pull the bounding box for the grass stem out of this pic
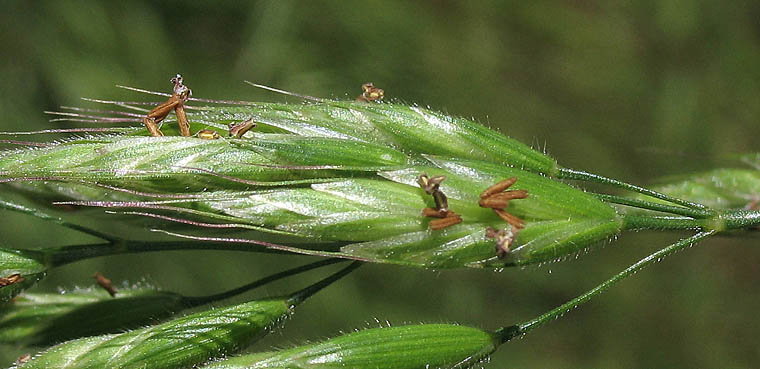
[494,230,716,343]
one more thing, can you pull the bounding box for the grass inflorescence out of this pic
[1,79,758,368]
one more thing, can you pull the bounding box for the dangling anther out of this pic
[229,117,256,138]
[356,82,384,102]
[142,74,192,137]
[479,177,528,205]
[172,74,192,136]
[94,272,118,297]
[0,273,23,288]
[418,173,462,229]
[486,226,516,259]
[429,212,463,230]
[745,198,759,211]
[493,209,525,229]
[418,173,448,212]
[479,191,529,210]
[479,177,528,230]
[15,354,30,367]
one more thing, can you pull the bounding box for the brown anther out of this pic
[417,173,445,194]
[486,226,516,259]
[478,190,529,209]
[142,74,192,137]
[0,273,23,287]
[175,104,190,137]
[480,177,518,199]
[422,207,448,218]
[15,354,30,366]
[432,191,449,212]
[229,118,256,138]
[479,177,528,229]
[745,198,759,211]
[172,75,191,137]
[419,173,461,228]
[197,129,220,140]
[94,272,117,297]
[479,196,508,209]
[356,82,384,102]
[429,211,463,230]
[418,173,449,211]
[493,209,525,229]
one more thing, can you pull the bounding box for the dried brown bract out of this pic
[0,273,23,287]
[356,82,384,102]
[486,227,516,259]
[94,272,118,297]
[142,74,192,137]
[229,118,256,138]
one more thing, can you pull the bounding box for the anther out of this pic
[486,227,516,259]
[429,212,463,230]
[0,273,23,287]
[479,177,528,230]
[478,190,528,209]
[94,272,117,297]
[493,209,525,229]
[197,129,221,140]
[142,74,192,137]
[172,75,192,136]
[418,173,449,211]
[229,118,256,138]
[356,82,384,102]
[745,199,759,211]
[15,354,30,367]
[480,177,518,199]
[418,173,461,230]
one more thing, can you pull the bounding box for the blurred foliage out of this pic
[0,0,759,368]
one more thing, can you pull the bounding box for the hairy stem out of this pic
[494,230,716,343]
[623,209,760,232]
[43,240,288,267]
[0,198,118,242]
[182,258,347,306]
[287,261,363,305]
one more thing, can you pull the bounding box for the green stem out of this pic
[44,240,288,267]
[558,168,708,211]
[720,209,760,230]
[594,193,712,218]
[287,261,362,306]
[0,198,118,242]
[182,258,346,306]
[494,230,716,343]
[622,209,760,232]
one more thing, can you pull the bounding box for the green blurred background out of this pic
[1,1,759,367]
